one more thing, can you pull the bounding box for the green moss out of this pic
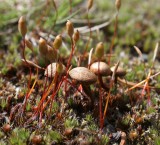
[125,71,136,81]
[0,98,7,109]
[154,136,160,145]
[121,114,131,126]
[146,106,156,114]
[50,102,59,113]
[84,114,98,131]
[85,114,94,123]
[9,128,30,145]
[1,67,9,75]
[44,130,62,144]
[0,140,7,145]
[26,102,31,112]
[64,118,79,129]
[0,130,4,138]
[100,135,109,145]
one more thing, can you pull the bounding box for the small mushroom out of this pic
[90,61,111,76]
[110,66,126,85]
[69,67,97,106]
[90,61,111,91]
[69,67,97,85]
[111,66,126,77]
[44,62,66,78]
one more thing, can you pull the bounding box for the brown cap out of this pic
[90,61,111,76]
[111,66,126,77]
[69,67,97,85]
[44,63,65,78]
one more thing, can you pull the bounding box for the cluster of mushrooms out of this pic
[44,59,126,105]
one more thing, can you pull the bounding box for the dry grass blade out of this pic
[88,48,94,67]
[139,43,159,101]
[26,68,38,99]
[134,46,143,61]
[150,71,160,79]
[80,13,116,34]
[111,60,120,81]
[21,59,44,70]
[118,78,158,89]
[126,43,159,93]
[125,70,160,92]
[125,79,147,93]
[152,42,159,63]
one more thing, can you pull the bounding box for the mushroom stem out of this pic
[98,60,109,92]
[114,76,118,90]
[69,67,97,110]
[98,75,110,92]
[82,84,94,105]
[90,61,111,92]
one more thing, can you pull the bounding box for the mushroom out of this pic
[110,65,126,84]
[90,61,111,91]
[90,61,111,76]
[69,67,97,84]
[111,66,126,77]
[44,62,66,78]
[69,67,97,105]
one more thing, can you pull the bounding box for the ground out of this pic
[0,0,160,145]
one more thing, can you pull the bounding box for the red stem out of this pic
[49,72,59,115]
[99,87,103,130]
[98,61,103,130]
[22,38,32,111]
[69,0,72,14]
[36,75,66,120]
[47,0,58,41]
[84,10,92,54]
[108,14,118,65]
[65,37,74,98]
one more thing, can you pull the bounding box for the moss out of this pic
[1,67,9,75]
[154,136,160,145]
[146,106,156,114]
[9,128,30,145]
[100,135,109,145]
[44,130,62,144]
[0,98,7,109]
[49,101,59,114]
[0,130,5,138]
[64,117,79,129]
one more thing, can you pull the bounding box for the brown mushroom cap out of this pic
[111,66,126,77]
[44,63,65,78]
[69,67,97,85]
[90,61,111,76]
